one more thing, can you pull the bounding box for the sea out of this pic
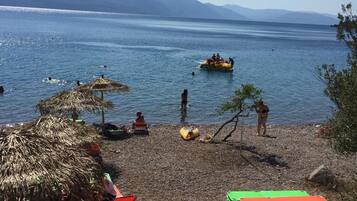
[0,6,349,125]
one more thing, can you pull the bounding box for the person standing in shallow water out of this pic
[181,89,188,109]
[254,100,269,136]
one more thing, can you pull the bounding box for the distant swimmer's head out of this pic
[192,72,195,76]
[0,86,4,94]
[48,77,52,81]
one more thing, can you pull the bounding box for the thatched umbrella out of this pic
[0,125,103,201]
[37,89,113,121]
[28,115,99,147]
[78,75,129,125]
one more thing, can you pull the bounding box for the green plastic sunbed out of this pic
[226,190,309,201]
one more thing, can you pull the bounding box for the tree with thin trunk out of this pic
[318,3,357,154]
[211,84,262,141]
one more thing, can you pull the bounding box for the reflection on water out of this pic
[180,107,187,124]
[201,70,234,84]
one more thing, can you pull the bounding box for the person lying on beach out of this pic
[254,100,269,136]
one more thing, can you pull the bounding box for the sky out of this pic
[198,0,357,15]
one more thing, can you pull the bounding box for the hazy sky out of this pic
[198,0,357,14]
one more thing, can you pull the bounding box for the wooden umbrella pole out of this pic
[101,91,105,125]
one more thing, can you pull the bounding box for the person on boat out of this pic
[229,57,235,66]
[211,53,217,61]
[254,100,269,136]
[216,53,221,61]
[181,89,188,109]
[217,53,225,63]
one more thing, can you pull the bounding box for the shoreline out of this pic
[0,121,328,127]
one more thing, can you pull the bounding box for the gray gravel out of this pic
[101,124,357,201]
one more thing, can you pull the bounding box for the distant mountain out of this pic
[224,4,338,25]
[0,0,246,20]
[0,0,338,25]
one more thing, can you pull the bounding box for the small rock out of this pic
[307,165,337,189]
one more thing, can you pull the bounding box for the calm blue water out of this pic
[0,8,349,125]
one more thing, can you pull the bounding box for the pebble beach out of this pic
[101,124,357,201]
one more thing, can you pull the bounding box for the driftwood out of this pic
[211,111,249,141]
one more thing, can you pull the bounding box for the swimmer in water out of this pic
[44,77,65,85]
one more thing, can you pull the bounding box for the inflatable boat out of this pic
[200,60,233,72]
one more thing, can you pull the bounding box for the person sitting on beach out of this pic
[136,112,145,122]
[132,112,149,134]
[132,112,146,128]
[254,100,269,136]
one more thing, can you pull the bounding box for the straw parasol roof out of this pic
[78,76,129,126]
[28,115,99,147]
[37,89,113,116]
[78,76,129,92]
[0,125,103,201]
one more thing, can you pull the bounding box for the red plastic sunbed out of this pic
[114,195,136,201]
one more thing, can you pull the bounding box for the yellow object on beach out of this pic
[180,127,200,140]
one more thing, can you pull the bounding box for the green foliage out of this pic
[319,3,357,154]
[219,84,262,115]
